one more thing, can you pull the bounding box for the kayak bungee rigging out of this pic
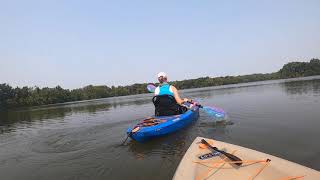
[173,137,320,180]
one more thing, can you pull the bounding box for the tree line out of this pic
[1,58,319,109]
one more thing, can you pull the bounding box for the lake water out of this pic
[0,76,319,180]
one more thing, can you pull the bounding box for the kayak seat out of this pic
[152,95,187,116]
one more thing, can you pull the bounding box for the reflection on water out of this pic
[127,134,188,158]
[0,94,154,134]
[282,79,320,95]
[1,103,112,124]
[0,76,319,180]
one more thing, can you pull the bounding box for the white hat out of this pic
[157,72,167,78]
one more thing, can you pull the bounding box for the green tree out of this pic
[1,58,319,110]
[0,84,15,109]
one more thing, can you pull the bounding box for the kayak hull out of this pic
[127,107,199,142]
[173,137,320,180]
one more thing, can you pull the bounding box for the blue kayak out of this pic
[127,104,199,142]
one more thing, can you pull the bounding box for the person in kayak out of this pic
[153,72,190,116]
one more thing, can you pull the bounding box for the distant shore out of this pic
[1,59,319,110]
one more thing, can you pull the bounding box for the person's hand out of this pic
[183,98,189,103]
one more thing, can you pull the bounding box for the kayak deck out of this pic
[127,106,199,142]
[173,137,320,180]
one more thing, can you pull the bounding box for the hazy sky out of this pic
[1,0,319,89]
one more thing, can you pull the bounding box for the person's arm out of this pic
[171,86,188,105]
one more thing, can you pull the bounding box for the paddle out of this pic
[146,83,226,118]
[188,100,226,118]
[201,139,243,166]
[147,83,157,93]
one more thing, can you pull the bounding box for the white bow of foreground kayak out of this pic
[173,137,320,180]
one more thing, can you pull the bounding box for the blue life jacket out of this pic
[153,83,186,116]
[154,83,174,96]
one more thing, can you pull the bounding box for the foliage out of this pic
[1,59,319,109]
[279,59,320,78]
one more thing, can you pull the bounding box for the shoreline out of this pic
[4,75,320,112]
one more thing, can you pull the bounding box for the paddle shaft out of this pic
[201,139,243,166]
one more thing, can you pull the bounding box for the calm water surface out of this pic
[1,77,320,180]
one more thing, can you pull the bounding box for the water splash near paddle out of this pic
[202,106,226,119]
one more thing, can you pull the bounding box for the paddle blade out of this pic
[147,83,156,93]
[203,106,226,118]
